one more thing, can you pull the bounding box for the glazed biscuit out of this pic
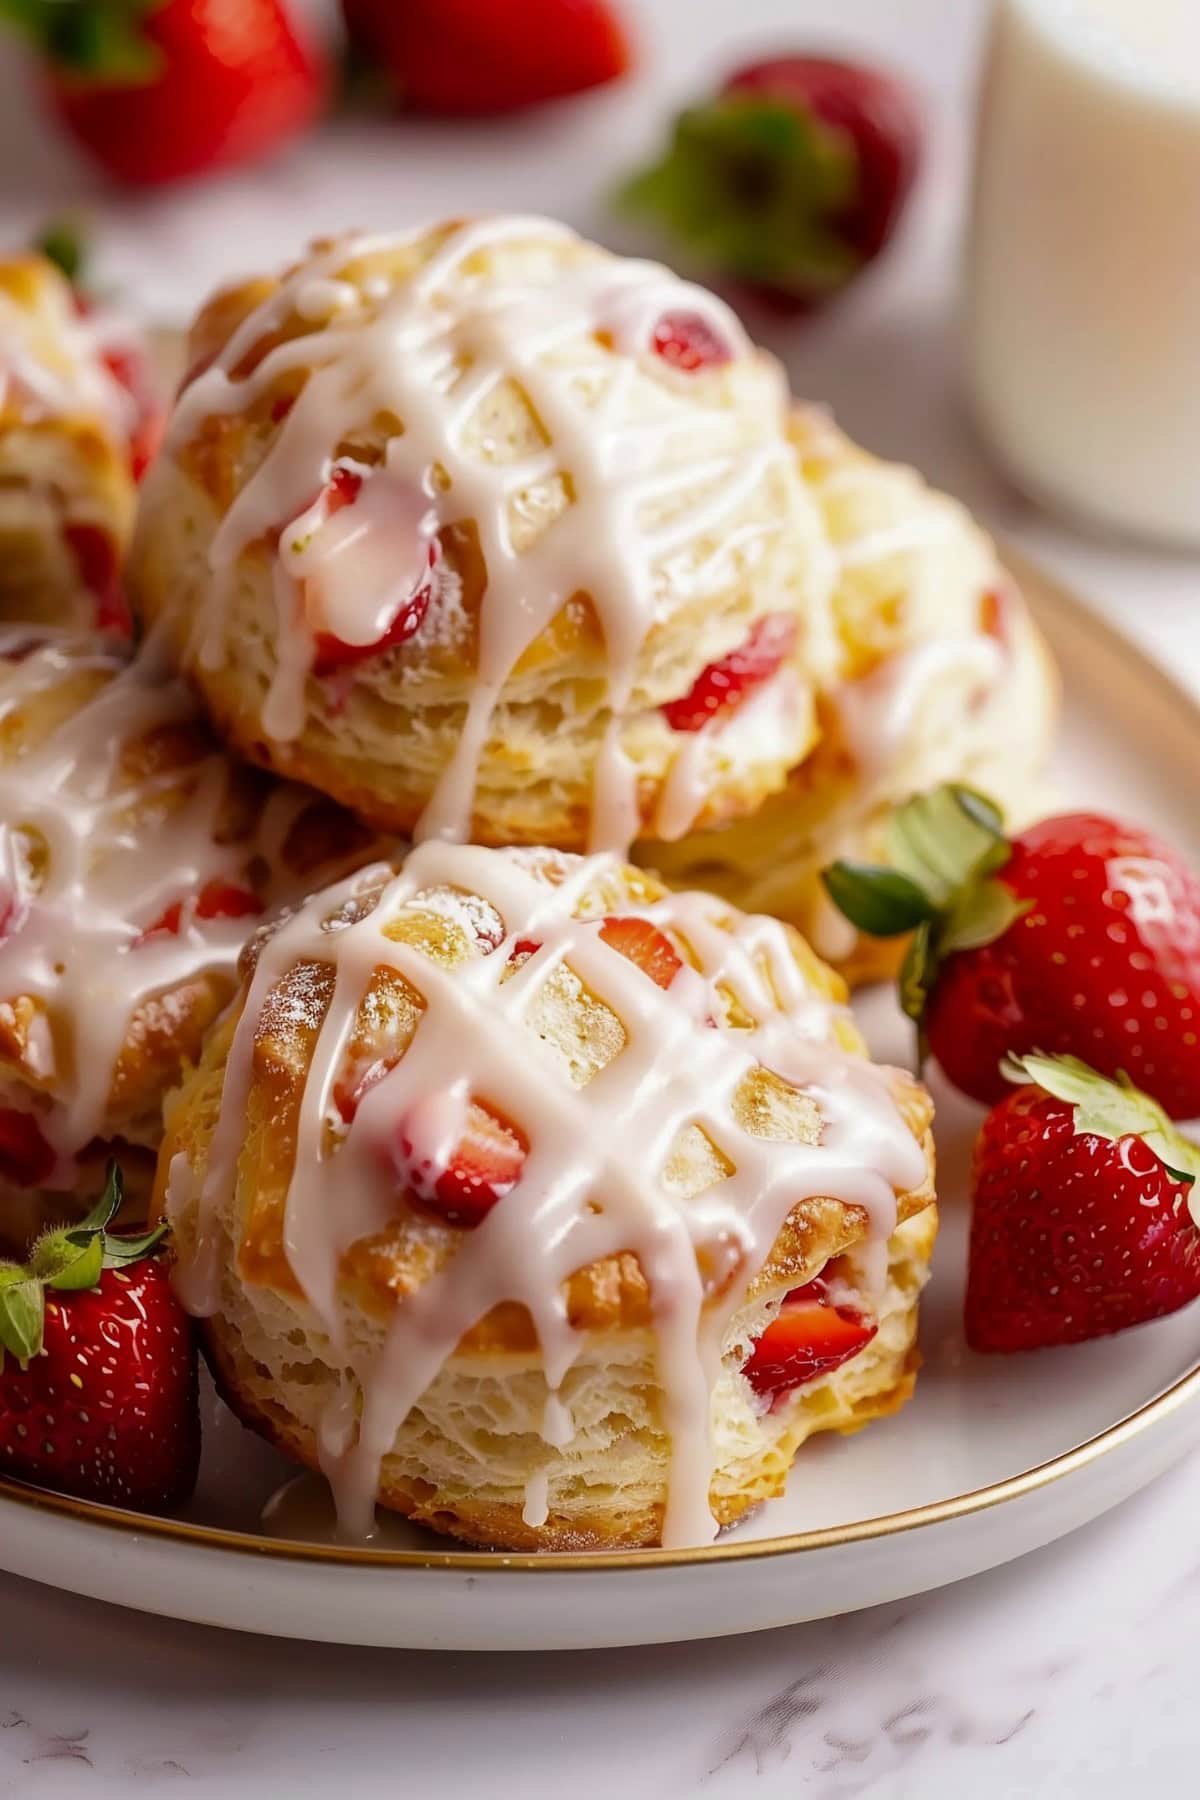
[160,842,937,1551]
[131,218,841,851]
[642,411,1058,974]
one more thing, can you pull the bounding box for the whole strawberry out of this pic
[0,1166,199,1509]
[966,1055,1200,1352]
[342,0,631,116]
[823,788,1200,1118]
[1,0,328,187]
[619,54,921,311]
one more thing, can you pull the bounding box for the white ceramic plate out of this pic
[2,553,1198,1650]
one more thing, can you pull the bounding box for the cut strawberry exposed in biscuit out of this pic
[140,878,262,942]
[306,464,439,674]
[744,1276,877,1403]
[651,310,732,372]
[401,1100,527,1228]
[599,916,683,989]
[63,522,129,636]
[661,614,796,732]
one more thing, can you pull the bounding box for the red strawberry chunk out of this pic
[0,1107,56,1188]
[0,1257,199,1510]
[966,1083,1200,1353]
[400,1100,527,1228]
[744,1276,877,1403]
[101,342,164,479]
[140,878,262,942]
[63,522,130,636]
[661,614,796,733]
[307,464,438,675]
[651,310,732,372]
[598,915,683,990]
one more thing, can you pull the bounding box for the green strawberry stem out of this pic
[0,1162,167,1365]
[617,94,861,299]
[1004,1053,1200,1223]
[821,783,1028,1037]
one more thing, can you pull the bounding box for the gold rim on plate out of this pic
[1,553,1197,1575]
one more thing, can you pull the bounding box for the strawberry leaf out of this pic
[102,1220,167,1267]
[822,784,1017,1056]
[1004,1053,1200,1209]
[0,1265,43,1362]
[820,861,935,937]
[940,882,1030,957]
[885,784,1010,907]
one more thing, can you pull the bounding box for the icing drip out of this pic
[168,217,825,849]
[174,843,927,1548]
[0,627,363,1182]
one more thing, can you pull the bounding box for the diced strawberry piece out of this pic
[307,465,438,675]
[326,464,362,512]
[333,1055,395,1125]
[312,580,435,675]
[402,1100,527,1228]
[651,311,733,372]
[100,342,164,479]
[140,878,262,942]
[0,1108,56,1188]
[599,916,683,990]
[744,1276,877,1403]
[661,613,796,733]
[63,522,130,635]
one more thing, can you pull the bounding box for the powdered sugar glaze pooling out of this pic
[171,842,927,1548]
[166,216,823,852]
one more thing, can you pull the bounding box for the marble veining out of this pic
[0,1454,1198,1798]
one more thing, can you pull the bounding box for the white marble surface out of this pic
[1,0,1198,1792]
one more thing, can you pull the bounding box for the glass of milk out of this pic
[965,0,1200,545]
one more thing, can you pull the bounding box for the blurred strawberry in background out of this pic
[342,0,632,115]
[620,54,921,311]
[0,0,329,186]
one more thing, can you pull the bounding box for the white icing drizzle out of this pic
[167,217,823,849]
[173,842,927,1548]
[0,627,362,1181]
[0,285,134,444]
